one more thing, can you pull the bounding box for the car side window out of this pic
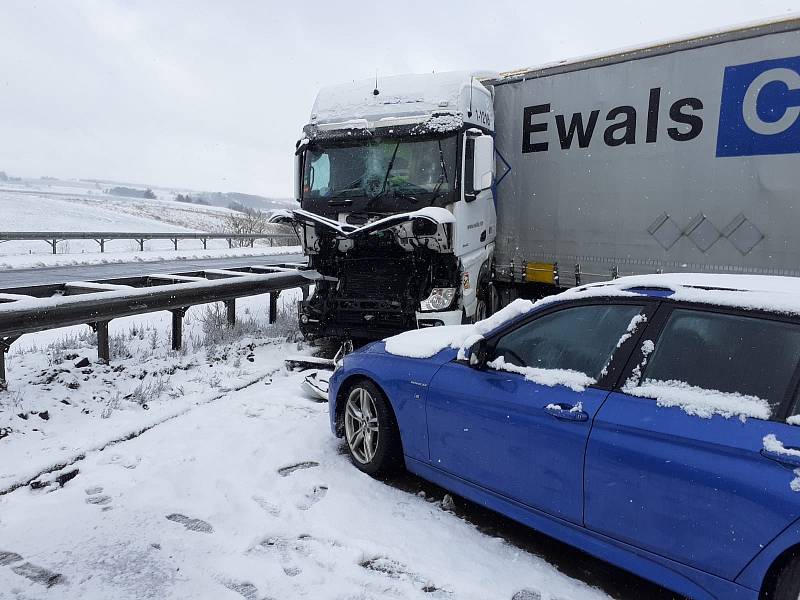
[490,304,645,380]
[633,309,800,418]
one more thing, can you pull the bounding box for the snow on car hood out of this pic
[283,207,455,238]
[384,273,800,359]
[384,299,540,359]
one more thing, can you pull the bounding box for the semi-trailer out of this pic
[278,17,800,340]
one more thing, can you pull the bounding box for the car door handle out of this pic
[544,403,588,422]
[760,448,800,467]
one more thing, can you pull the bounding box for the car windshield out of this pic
[302,135,458,208]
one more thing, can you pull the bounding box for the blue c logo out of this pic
[717,56,800,157]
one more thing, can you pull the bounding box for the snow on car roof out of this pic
[384,273,800,359]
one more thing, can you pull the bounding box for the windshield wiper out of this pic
[392,189,419,204]
[368,141,401,204]
[427,139,450,205]
[330,176,365,199]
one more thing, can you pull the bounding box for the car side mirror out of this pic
[466,339,488,368]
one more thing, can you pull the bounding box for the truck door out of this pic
[453,132,495,256]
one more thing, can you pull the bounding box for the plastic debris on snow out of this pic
[625,379,772,420]
[488,357,595,392]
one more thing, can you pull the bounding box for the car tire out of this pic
[342,380,403,476]
[771,555,800,600]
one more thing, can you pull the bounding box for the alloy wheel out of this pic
[344,387,380,464]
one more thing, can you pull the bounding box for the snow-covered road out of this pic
[0,363,617,600]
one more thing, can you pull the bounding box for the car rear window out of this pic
[641,309,800,416]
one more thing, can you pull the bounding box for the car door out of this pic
[585,305,800,580]
[426,300,653,524]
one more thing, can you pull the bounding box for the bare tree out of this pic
[221,208,269,247]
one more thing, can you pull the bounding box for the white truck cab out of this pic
[286,71,497,340]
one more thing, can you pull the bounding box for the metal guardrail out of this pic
[0,262,312,389]
[0,231,300,253]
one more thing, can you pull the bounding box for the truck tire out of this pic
[770,554,800,600]
[475,280,496,322]
[342,380,403,476]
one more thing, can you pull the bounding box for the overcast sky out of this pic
[1,0,797,197]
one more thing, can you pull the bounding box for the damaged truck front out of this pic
[282,72,497,340]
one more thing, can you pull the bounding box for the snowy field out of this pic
[0,289,659,600]
[0,180,294,260]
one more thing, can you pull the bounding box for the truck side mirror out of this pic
[293,153,302,202]
[464,135,494,202]
[294,139,308,203]
[472,135,494,192]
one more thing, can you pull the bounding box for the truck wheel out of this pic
[475,297,488,322]
[771,554,800,600]
[475,280,495,322]
[342,380,403,476]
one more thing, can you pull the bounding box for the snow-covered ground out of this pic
[0,291,616,600]
[0,181,294,258]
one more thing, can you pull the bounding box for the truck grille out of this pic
[340,258,410,299]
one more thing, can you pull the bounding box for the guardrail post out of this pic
[137,238,145,251]
[202,238,208,250]
[49,239,58,254]
[224,300,236,327]
[171,309,186,350]
[269,291,280,324]
[92,321,110,362]
[171,238,179,251]
[0,336,19,390]
[94,239,106,253]
[227,238,233,249]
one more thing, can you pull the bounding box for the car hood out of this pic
[362,340,459,366]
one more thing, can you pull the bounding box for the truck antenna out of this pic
[373,70,380,96]
[468,76,474,117]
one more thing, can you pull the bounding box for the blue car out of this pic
[329,274,800,600]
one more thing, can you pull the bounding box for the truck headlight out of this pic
[420,288,456,311]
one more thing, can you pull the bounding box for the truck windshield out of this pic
[302,135,458,209]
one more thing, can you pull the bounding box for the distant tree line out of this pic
[105,186,156,199]
[174,193,209,205]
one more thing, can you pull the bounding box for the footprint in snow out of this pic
[221,579,260,600]
[277,461,319,477]
[0,551,23,566]
[257,536,303,577]
[511,591,542,600]
[166,513,213,533]
[0,551,65,588]
[295,485,327,511]
[252,495,281,517]
[84,485,113,509]
[360,556,451,597]
[254,533,342,578]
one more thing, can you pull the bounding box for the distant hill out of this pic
[192,192,295,212]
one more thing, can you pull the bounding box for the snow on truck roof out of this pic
[308,70,496,132]
[384,273,800,360]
